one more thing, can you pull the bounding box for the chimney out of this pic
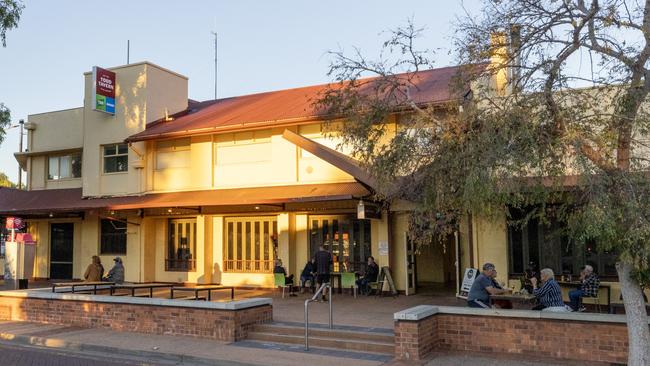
[488,25,521,96]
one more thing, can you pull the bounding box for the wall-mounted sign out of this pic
[5,217,23,230]
[92,66,116,114]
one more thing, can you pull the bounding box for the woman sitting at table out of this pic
[530,268,571,312]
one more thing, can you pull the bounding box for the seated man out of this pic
[531,268,570,312]
[104,257,125,284]
[274,259,296,296]
[490,269,513,309]
[467,263,511,308]
[356,256,380,295]
[300,257,316,293]
[569,265,600,311]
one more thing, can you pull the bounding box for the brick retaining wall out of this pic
[0,292,272,342]
[395,306,645,363]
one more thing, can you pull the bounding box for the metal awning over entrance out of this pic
[0,182,371,216]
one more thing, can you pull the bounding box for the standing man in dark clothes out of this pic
[314,245,332,300]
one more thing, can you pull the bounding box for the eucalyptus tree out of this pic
[319,1,650,364]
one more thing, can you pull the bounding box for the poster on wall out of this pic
[92,66,116,114]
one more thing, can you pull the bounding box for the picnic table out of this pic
[52,281,114,294]
[110,283,176,298]
[490,292,536,306]
[170,285,234,301]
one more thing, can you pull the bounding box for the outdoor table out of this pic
[490,293,536,306]
[110,283,176,298]
[52,281,114,294]
[170,285,234,301]
[558,281,611,311]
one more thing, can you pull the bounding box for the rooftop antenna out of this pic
[127,40,130,64]
[211,30,217,100]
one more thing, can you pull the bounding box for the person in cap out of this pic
[104,257,125,284]
[467,263,512,308]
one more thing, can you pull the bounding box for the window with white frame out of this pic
[155,138,191,170]
[224,217,277,273]
[103,143,128,173]
[48,153,82,180]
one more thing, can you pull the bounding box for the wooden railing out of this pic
[165,259,196,272]
[224,260,273,273]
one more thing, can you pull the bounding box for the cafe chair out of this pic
[274,273,292,299]
[341,272,357,298]
[369,278,386,297]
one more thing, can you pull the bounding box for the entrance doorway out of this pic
[415,234,457,295]
[50,223,74,279]
[309,216,371,273]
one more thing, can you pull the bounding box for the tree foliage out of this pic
[0,171,17,188]
[319,2,650,363]
[0,0,23,47]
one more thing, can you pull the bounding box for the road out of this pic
[0,342,157,366]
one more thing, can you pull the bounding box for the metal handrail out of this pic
[304,282,332,350]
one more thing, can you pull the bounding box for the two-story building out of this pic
[0,61,482,292]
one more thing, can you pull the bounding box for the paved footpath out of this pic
[0,321,598,366]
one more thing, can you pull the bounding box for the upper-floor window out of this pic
[103,143,128,173]
[48,153,82,180]
[156,138,190,170]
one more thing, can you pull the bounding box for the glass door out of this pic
[50,223,74,279]
[309,216,371,273]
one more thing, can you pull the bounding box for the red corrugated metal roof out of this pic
[126,66,466,142]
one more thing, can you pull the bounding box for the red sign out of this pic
[5,217,23,230]
[95,67,116,98]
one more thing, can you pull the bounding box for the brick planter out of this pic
[0,289,272,342]
[394,305,648,364]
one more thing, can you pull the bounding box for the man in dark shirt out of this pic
[314,245,332,300]
[300,257,316,293]
[356,256,379,295]
[467,263,511,308]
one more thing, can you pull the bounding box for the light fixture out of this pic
[357,200,365,220]
[254,206,260,210]
[48,212,54,218]
[167,208,173,214]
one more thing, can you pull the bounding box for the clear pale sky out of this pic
[0,0,480,183]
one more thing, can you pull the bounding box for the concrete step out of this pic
[247,331,394,354]
[252,323,394,343]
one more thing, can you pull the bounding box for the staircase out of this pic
[246,321,394,355]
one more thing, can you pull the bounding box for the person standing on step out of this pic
[314,245,332,301]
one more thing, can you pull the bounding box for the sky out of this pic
[0,0,481,183]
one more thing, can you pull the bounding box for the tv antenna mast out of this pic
[211,31,217,100]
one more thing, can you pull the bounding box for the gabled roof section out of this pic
[281,129,377,190]
[126,66,466,142]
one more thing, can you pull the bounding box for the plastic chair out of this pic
[341,273,357,298]
[274,273,292,299]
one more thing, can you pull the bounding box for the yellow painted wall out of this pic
[390,212,408,291]
[27,108,84,154]
[82,62,188,197]
[472,215,509,285]
[293,214,309,279]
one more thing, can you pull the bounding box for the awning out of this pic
[0,182,371,215]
